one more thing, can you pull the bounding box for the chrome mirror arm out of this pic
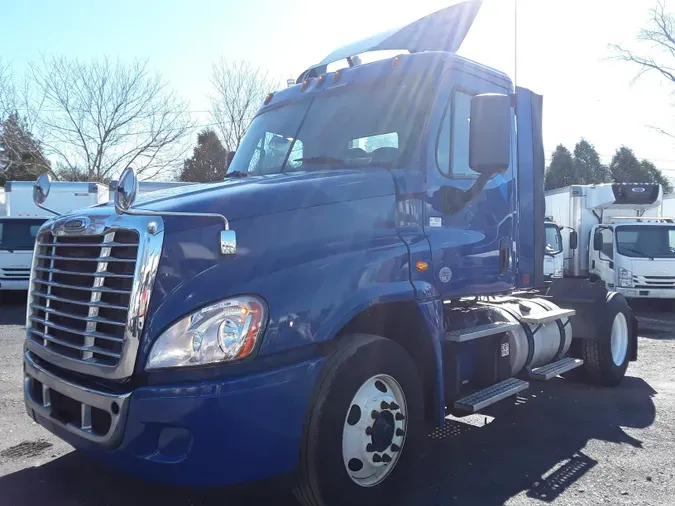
[114,201,236,255]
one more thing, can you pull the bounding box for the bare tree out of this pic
[0,58,16,118]
[612,1,675,84]
[25,55,194,182]
[209,59,279,152]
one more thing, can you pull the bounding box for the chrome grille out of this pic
[25,213,164,380]
[27,230,139,366]
[633,275,675,289]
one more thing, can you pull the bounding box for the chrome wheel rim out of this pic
[341,374,408,487]
[611,312,629,366]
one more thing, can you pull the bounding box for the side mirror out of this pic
[33,173,52,205]
[593,232,603,252]
[569,230,578,250]
[115,167,138,212]
[469,93,511,175]
[226,151,235,170]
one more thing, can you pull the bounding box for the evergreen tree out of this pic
[544,144,575,190]
[179,129,228,182]
[0,112,50,183]
[573,138,609,184]
[639,159,673,194]
[609,146,649,184]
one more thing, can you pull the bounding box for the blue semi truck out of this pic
[22,2,636,505]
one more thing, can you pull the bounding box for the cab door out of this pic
[423,66,516,298]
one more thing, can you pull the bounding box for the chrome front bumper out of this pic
[24,351,131,449]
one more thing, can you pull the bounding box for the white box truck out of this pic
[546,183,675,302]
[662,194,675,218]
[0,181,108,294]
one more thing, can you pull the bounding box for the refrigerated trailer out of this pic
[546,183,675,301]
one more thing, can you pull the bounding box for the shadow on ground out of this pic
[0,374,657,506]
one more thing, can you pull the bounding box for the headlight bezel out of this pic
[618,267,633,287]
[145,295,268,371]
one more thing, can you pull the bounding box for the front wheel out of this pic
[581,293,633,386]
[294,334,424,506]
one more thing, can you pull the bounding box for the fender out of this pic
[139,195,415,365]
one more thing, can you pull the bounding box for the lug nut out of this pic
[366,443,374,452]
[396,428,405,437]
[382,453,392,463]
[371,410,379,420]
[391,443,401,452]
[365,426,373,436]
[395,413,406,421]
[380,401,390,410]
[373,453,382,463]
[390,402,400,410]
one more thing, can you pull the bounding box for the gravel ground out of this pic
[1,291,674,506]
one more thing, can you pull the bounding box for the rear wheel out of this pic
[294,334,424,506]
[581,293,632,386]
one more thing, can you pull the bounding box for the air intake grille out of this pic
[27,230,139,366]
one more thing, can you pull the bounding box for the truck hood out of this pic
[125,169,396,223]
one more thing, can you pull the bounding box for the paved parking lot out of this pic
[1,292,674,505]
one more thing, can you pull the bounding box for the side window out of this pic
[247,133,299,173]
[436,90,476,177]
[600,228,614,260]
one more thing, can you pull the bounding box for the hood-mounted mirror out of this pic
[114,167,236,255]
[114,166,139,212]
[33,174,61,216]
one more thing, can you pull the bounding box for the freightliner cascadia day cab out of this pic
[0,181,108,295]
[546,183,675,303]
[22,3,637,505]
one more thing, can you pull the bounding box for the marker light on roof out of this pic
[333,70,342,83]
[264,93,274,105]
[317,74,326,87]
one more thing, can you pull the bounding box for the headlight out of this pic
[146,296,267,370]
[619,268,632,279]
[553,268,563,279]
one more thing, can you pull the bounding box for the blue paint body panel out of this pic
[34,358,324,486]
[515,87,535,288]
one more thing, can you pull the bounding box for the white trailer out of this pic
[0,181,108,294]
[546,183,675,302]
[662,194,675,218]
[108,180,195,201]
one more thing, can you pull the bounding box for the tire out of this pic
[294,334,424,506]
[581,293,633,386]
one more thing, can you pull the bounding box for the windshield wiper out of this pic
[620,246,654,260]
[225,170,248,178]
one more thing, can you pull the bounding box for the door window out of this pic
[436,90,477,178]
[600,228,614,260]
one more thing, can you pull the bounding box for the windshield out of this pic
[227,73,434,175]
[0,219,46,251]
[615,225,675,258]
[545,224,562,255]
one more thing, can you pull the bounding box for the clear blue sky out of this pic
[2,0,673,179]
